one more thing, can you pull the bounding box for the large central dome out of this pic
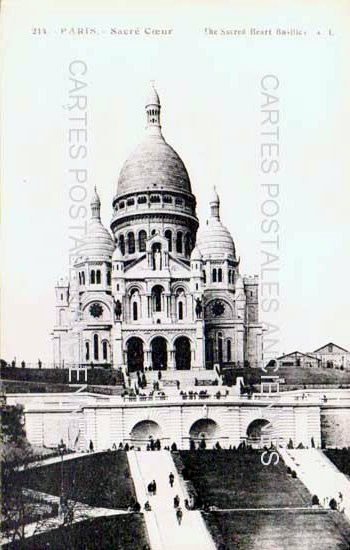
[110,84,199,263]
[116,84,191,196]
[117,133,192,195]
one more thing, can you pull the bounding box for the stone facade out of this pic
[52,85,263,371]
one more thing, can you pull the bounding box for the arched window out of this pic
[227,340,232,362]
[90,270,95,284]
[82,272,85,285]
[107,271,111,286]
[79,273,81,285]
[228,270,232,284]
[165,230,172,252]
[85,342,90,361]
[218,332,223,363]
[152,285,163,312]
[178,301,184,320]
[138,230,147,252]
[94,334,99,361]
[203,270,207,284]
[133,302,138,321]
[119,235,125,255]
[176,231,183,253]
[212,269,217,283]
[96,270,101,284]
[128,232,135,254]
[218,268,222,282]
[185,233,191,256]
[102,341,108,361]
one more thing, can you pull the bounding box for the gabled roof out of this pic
[313,342,349,354]
[277,351,320,361]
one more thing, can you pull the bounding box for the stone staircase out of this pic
[127,450,216,550]
[280,449,350,521]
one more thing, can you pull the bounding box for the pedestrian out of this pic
[169,472,175,488]
[148,482,153,496]
[176,507,183,525]
[174,495,180,508]
[152,480,157,495]
[184,499,191,510]
[89,439,94,452]
[144,500,152,511]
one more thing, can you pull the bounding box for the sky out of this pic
[1,0,349,362]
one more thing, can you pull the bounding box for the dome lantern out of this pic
[91,186,101,220]
[209,186,220,220]
[145,81,162,136]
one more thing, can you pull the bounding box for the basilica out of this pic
[52,85,263,372]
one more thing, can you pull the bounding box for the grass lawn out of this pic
[224,366,350,387]
[18,451,136,509]
[3,513,149,550]
[178,450,311,508]
[205,509,350,550]
[324,449,350,477]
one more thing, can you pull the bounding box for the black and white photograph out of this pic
[1,0,350,548]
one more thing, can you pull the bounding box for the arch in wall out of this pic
[130,420,162,446]
[174,336,191,370]
[246,419,274,448]
[189,418,220,442]
[151,336,168,370]
[126,337,144,372]
[138,230,147,252]
[151,285,164,312]
[164,229,172,252]
[128,232,135,254]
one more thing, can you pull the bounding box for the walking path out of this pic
[128,450,216,550]
[280,449,350,521]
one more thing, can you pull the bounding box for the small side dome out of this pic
[197,187,236,260]
[112,246,123,262]
[190,246,202,261]
[78,189,115,262]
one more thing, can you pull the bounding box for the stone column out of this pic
[194,320,205,369]
[168,347,175,370]
[112,322,123,368]
[144,348,151,369]
[236,326,244,366]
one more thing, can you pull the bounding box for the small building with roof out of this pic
[311,343,350,370]
[276,351,321,369]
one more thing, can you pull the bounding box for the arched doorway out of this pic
[246,419,274,448]
[151,337,167,370]
[127,337,144,372]
[130,420,162,447]
[189,418,220,445]
[175,337,191,370]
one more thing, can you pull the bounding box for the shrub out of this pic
[171,442,177,452]
[291,470,297,479]
[189,440,196,451]
[329,498,337,510]
[312,495,319,506]
[198,438,206,450]
[287,439,294,449]
[286,467,292,475]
